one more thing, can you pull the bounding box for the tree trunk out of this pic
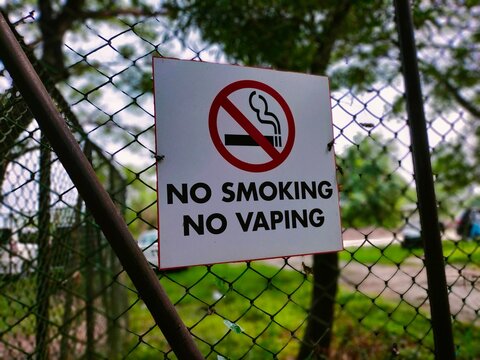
[296,2,351,357]
[297,252,339,360]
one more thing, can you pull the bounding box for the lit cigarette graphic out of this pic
[224,134,276,146]
[224,91,282,147]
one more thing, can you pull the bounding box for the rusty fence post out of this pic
[0,12,203,360]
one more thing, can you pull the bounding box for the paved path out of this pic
[268,251,480,325]
[266,227,479,324]
[340,259,480,325]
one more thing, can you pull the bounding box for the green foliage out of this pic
[165,0,480,202]
[223,319,243,334]
[338,134,408,228]
[413,3,480,121]
[432,143,476,187]
[432,142,478,217]
[0,277,37,336]
[165,0,393,78]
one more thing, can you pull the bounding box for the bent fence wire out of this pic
[0,5,478,360]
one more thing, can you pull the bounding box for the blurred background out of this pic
[0,1,479,359]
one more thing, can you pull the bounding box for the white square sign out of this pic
[154,58,342,269]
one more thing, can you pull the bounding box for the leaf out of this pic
[223,319,243,334]
[118,45,136,59]
[214,276,229,293]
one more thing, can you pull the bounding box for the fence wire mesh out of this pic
[0,2,479,359]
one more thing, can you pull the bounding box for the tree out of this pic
[163,0,480,358]
[0,1,164,191]
[431,141,478,218]
[339,134,408,229]
[164,0,395,80]
[413,2,480,217]
[164,1,396,358]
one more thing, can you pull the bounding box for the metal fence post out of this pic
[0,12,203,360]
[83,144,95,360]
[107,163,124,357]
[394,1,456,358]
[35,136,51,360]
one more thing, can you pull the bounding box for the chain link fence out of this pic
[0,2,479,359]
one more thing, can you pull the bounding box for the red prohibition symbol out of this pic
[209,80,295,172]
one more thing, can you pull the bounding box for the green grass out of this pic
[126,262,480,359]
[0,259,479,359]
[340,243,423,265]
[2,242,480,359]
[128,263,311,359]
[0,276,37,336]
[334,291,434,359]
[335,290,480,359]
[341,239,480,266]
[443,240,480,264]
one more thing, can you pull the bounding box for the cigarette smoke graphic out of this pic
[249,91,282,147]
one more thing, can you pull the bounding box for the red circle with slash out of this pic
[209,80,295,172]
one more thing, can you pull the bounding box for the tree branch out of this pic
[442,79,480,119]
[310,0,353,74]
[76,8,168,21]
[57,0,87,33]
[421,60,480,119]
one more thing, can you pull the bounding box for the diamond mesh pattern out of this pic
[0,4,478,359]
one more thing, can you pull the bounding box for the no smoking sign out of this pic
[154,58,342,269]
[209,80,295,172]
